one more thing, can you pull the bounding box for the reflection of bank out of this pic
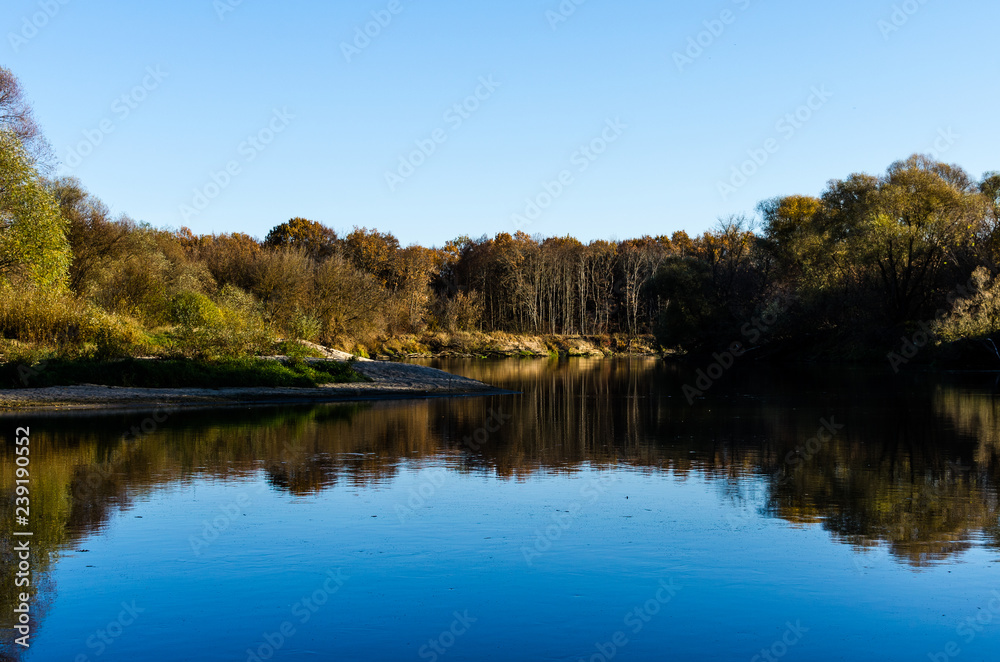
[2,363,1000,645]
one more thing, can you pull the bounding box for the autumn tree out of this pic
[313,255,386,343]
[817,156,987,324]
[0,131,69,288]
[193,232,264,293]
[0,66,53,169]
[264,217,338,260]
[48,177,133,294]
[979,172,1000,269]
[393,245,437,331]
[342,227,401,289]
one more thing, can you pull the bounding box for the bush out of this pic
[168,287,273,360]
[288,311,322,342]
[84,307,149,359]
[170,291,222,328]
[934,268,1000,341]
[0,281,147,358]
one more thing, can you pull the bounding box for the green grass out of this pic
[1,357,367,389]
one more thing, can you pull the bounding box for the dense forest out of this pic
[2,64,999,366]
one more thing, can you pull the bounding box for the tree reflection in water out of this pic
[2,358,999,650]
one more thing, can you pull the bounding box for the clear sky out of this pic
[7,0,999,247]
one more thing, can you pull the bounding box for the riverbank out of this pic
[0,354,508,411]
[363,332,660,359]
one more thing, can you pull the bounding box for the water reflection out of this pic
[2,358,1000,654]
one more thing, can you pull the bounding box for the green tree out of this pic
[823,155,986,323]
[0,131,70,288]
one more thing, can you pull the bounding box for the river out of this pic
[2,358,999,660]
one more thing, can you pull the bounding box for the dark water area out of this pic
[2,358,1000,661]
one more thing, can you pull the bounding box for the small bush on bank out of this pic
[166,288,274,360]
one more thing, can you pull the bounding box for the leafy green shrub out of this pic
[167,288,273,359]
[288,311,322,342]
[276,340,325,359]
[170,291,222,328]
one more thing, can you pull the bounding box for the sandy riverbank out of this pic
[0,356,509,411]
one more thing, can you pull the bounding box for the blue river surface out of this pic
[3,358,1000,661]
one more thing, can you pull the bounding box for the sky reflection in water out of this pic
[3,359,1000,661]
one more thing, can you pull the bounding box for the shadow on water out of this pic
[2,357,1000,654]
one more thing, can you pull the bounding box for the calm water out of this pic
[3,359,1000,661]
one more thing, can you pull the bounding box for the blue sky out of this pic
[7,0,999,247]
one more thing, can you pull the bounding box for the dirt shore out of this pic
[0,357,509,411]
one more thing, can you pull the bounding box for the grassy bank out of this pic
[1,357,366,390]
[360,332,661,359]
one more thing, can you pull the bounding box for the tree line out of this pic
[2,63,999,362]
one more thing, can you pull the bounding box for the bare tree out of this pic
[0,66,54,170]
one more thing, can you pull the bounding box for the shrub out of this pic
[170,291,223,328]
[0,281,147,358]
[288,311,322,342]
[168,287,273,360]
[934,268,1000,342]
